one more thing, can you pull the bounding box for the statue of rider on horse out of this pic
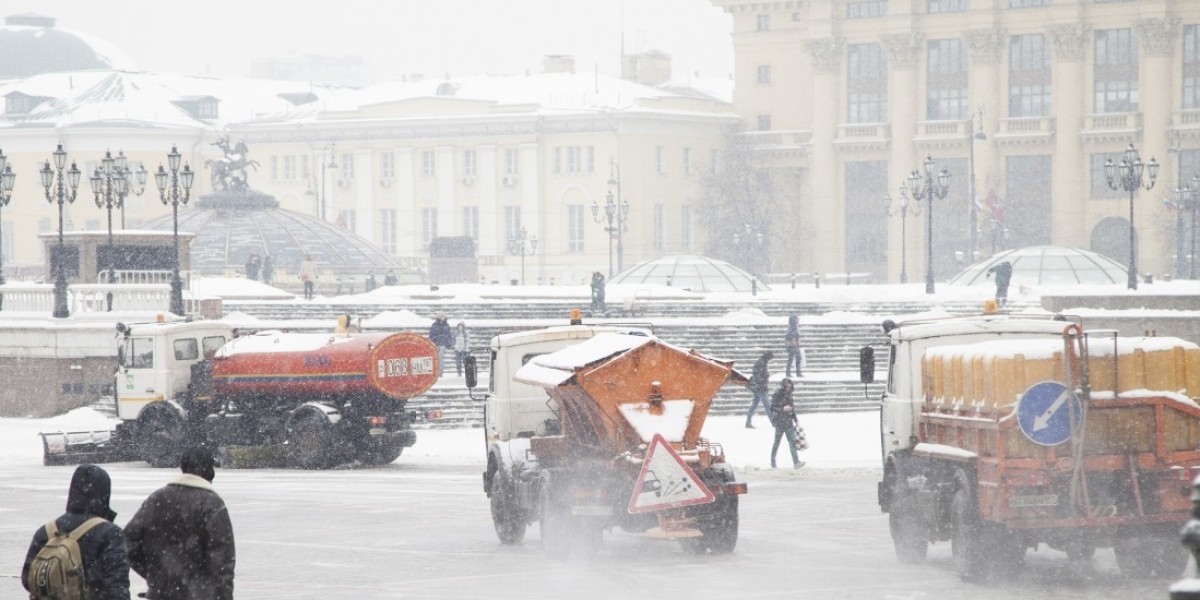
[205,136,260,192]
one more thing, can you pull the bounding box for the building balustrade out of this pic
[994,116,1056,146]
[1081,112,1143,142]
[0,282,173,314]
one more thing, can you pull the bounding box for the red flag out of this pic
[986,189,1003,221]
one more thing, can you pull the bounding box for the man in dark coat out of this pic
[23,464,131,600]
[986,260,1014,307]
[745,351,774,428]
[428,316,454,377]
[125,447,235,600]
[769,379,805,469]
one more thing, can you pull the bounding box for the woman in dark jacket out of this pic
[769,379,804,469]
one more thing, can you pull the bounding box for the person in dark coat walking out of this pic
[125,447,235,600]
[244,253,261,281]
[23,464,130,600]
[986,260,1013,307]
[745,351,774,428]
[784,314,805,378]
[590,271,606,315]
[261,253,274,285]
[769,379,804,469]
[428,316,454,377]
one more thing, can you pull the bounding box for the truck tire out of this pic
[365,442,404,466]
[138,407,183,468]
[885,463,928,564]
[681,495,739,554]
[288,415,332,469]
[538,471,574,558]
[490,474,527,545]
[950,486,987,582]
[1114,533,1187,578]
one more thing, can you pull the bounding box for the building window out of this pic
[848,43,887,123]
[756,114,772,131]
[420,208,438,246]
[1185,26,1200,110]
[1009,0,1048,6]
[586,146,595,173]
[847,1,886,18]
[653,204,666,251]
[504,206,522,242]
[380,152,394,180]
[757,64,772,84]
[680,205,692,251]
[683,147,692,176]
[567,205,584,252]
[341,153,355,180]
[463,149,477,178]
[928,0,967,12]
[567,146,581,174]
[1089,154,1124,199]
[270,156,278,180]
[505,148,519,175]
[462,206,479,241]
[1094,28,1138,113]
[756,13,770,31]
[1009,34,1051,117]
[927,38,968,120]
[283,156,296,180]
[379,209,396,254]
[656,146,666,174]
[420,151,435,177]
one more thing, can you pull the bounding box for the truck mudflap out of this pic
[41,429,131,466]
[370,428,417,448]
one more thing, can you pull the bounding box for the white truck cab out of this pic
[114,320,233,420]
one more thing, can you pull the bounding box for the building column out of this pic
[803,36,844,276]
[396,147,416,256]
[965,28,1005,263]
[883,33,923,283]
[354,149,373,241]
[1049,23,1090,248]
[1137,16,1180,275]
[477,145,497,256]
[436,146,456,238]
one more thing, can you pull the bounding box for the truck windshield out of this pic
[126,337,154,369]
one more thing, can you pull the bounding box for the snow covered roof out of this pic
[610,254,768,293]
[0,14,137,78]
[515,332,653,387]
[947,246,1130,287]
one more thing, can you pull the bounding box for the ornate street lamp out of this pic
[90,150,131,311]
[39,143,82,318]
[731,223,765,276]
[506,226,537,285]
[1104,143,1158,290]
[904,156,951,294]
[885,185,921,284]
[588,169,628,276]
[1174,176,1200,280]
[0,148,15,311]
[118,153,148,230]
[154,145,194,316]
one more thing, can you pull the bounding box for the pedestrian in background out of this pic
[769,379,805,469]
[784,314,805,378]
[745,351,774,429]
[298,254,317,300]
[244,253,261,281]
[22,464,130,600]
[384,269,398,286]
[590,271,606,315]
[428,316,454,377]
[365,272,377,292]
[986,260,1013,307]
[261,253,274,285]
[125,446,235,600]
[453,322,471,377]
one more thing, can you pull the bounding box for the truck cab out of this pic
[114,320,233,420]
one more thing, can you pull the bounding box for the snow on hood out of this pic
[515,332,653,388]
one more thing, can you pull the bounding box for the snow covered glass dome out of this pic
[608,255,768,293]
[947,246,1130,287]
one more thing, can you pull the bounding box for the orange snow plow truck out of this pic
[863,311,1200,581]
[466,324,749,557]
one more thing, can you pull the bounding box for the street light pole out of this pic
[904,156,951,294]
[506,226,537,285]
[154,145,195,316]
[968,110,987,263]
[1104,143,1158,290]
[0,148,15,311]
[591,184,630,278]
[319,147,337,221]
[1174,175,1200,280]
[39,143,81,318]
[885,186,921,284]
[90,150,130,311]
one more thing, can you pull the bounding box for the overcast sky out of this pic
[7,0,733,83]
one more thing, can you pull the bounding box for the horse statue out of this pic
[205,137,261,191]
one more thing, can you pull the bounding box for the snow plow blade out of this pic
[41,430,132,466]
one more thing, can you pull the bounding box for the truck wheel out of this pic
[1115,534,1187,578]
[288,416,332,469]
[138,409,183,468]
[691,495,739,554]
[365,443,404,466]
[538,472,573,557]
[950,487,987,582]
[987,526,1026,576]
[490,475,527,545]
[886,466,927,564]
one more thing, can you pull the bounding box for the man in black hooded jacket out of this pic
[125,446,235,600]
[22,464,131,600]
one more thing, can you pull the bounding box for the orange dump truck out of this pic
[863,312,1200,580]
[467,325,749,556]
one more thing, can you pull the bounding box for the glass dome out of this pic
[947,246,1130,287]
[608,254,769,293]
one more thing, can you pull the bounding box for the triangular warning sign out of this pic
[627,434,715,514]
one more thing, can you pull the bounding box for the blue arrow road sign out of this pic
[1017,381,1082,446]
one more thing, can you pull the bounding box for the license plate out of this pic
[1009,493,1058,508]
[571,505,613,517]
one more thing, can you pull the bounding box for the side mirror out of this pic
[117,346,126,368]
[859,346,875,384]
[464,355,477,389]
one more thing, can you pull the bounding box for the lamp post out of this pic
[319,147,337,221]
[968,110,987,263]
[154,145,194,316]
[0,148,15,311]
[885,185,921,284]
[591,185,630,278]
[1104,143,1158,290]
[731,223,764,276]
[1174,175,1200,280]
[904,156,951,295]
[39,143,82,318]
[90,150,130,311]
[506,226,537,285]
[118,155,148,230]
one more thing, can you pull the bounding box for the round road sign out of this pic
[1016,381,1082,447]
